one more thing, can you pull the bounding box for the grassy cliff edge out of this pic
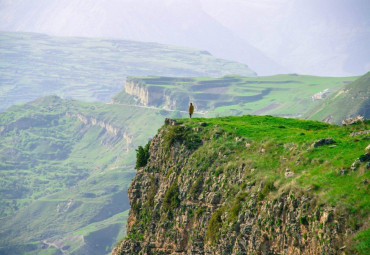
[114,115,369,254]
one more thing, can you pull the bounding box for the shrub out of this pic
[163,182,180,212]
[135,140,150,169]
[206,207,225,243]
[300,216,309,225]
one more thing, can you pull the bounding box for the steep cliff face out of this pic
[125,80,166,107]
[113,116,369,255]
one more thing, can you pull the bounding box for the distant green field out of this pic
[116,74,357,118]
[0,31,255,112]
[0,96,177,254]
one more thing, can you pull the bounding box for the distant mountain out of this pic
[0,31,255,112]
[0,0,285,75]
[305,72,370,124]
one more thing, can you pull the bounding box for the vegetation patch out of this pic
[258,181,276,201]
[163,182,180,213]
[135,141,151,169]
[146,176,158,208]
[206,207,225,244]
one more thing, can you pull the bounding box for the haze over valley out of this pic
[0,1,369,254]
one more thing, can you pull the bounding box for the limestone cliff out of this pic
[124,78,189,111]
[125,79,165,107]
[113,116,369,255]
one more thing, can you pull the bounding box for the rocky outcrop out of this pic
[112,120,359,255]
[125,79,165,107]
[124,79,188,110]
[67,113,133,150]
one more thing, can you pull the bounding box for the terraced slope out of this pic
[114,74,357,117]
[0,31,255,112]
[305,72,370,124]
[0,96,179,254]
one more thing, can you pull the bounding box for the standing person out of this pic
[188,102,194,118]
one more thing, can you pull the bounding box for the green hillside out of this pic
[306,72,370,124]
[114,74,357,118]
[114,115,370,254]
[0,96,178,254]
[0,31,255,112]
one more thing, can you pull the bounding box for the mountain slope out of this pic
[113,116,370,254]
[0,96,178,254]
[0,31,255,112]
[0,0,285,75]
[305,72,370,124]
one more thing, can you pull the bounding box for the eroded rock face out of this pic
[112,124,355,255]
[125,80,166,107]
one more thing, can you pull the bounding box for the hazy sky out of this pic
[0,0,369,76]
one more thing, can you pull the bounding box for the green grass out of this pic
[172,116,369,247]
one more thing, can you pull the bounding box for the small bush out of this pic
[276,218,282,227]
[135,140,150,169]
[206,207,225,243]
[163,182,180,212]
[300,216,309,225]
[188,208,194,218]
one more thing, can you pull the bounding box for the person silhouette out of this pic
[188,102,194,118]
